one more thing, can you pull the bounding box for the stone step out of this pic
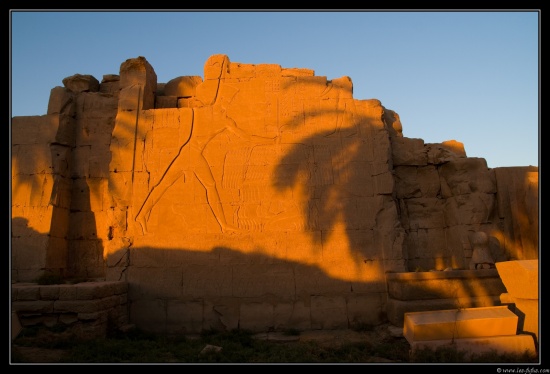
[403,305,518,343]
[386,295,502,327]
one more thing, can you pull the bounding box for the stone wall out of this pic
[12,73,118,282]
[11,281,128,339]
[11,55,539,334]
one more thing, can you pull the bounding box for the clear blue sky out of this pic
[10,10,539,168]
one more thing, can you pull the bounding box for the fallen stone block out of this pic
[404,306,518,343]
[495,260,538,300]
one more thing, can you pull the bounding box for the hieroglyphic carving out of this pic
[135,55,276,234]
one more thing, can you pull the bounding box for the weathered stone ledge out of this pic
[385,268,500,281]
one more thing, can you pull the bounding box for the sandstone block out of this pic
[47,86,74,115]
[74,116,116,146]
[62,74,100,93]
[13,300,54,313]
[155,95,178,108]
[14,285,41,300]
[395,165,441,199]
[444,193,495,225]
[11,235,50,275]
[282,67,315,77]
[495,260,538,299]
[11,115,60,145]
[166,299,204,334]
[439,157,496,197]
[126,267,183,299]
[76,92,118,116]
[74,281,124,300]
[273,301,312,331]
[129,299,167,334]
[231,264,296,298]
[392,137,427,166]
[310,295,348,330]
[240,302,275,331]
[209,300,240,331]
[54,296,119,314]
[426,140,466,165]
[119,57,157,110]
[403,306,518,343]
[100,74,120,95]
[99,81,120,95]
[39,286,60,300]
[386,295,502,327]
[58,284,77,300]
[164,76,203,97]
[346,293,386,326]
[403,198,446,229]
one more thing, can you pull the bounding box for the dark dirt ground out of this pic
[10,323,406,364]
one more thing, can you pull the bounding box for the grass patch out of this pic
[11,326,539,364]
[410,345,538,363]
[282,328,301,336]
[351,323,375,332]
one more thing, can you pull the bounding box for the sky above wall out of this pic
[10,10,539,168]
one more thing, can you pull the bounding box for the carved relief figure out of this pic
[469,231,496,269]
[135,55,275,234]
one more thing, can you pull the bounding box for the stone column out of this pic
[106,57,157,280]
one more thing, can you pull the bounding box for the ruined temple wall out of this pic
[11,55,539,333]
[391,136,539,271]
[391,135,499,271]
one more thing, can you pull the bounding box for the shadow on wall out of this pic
[272,126,387,255]
[491,167,539,261]
[67,177,105,279]
[10,156,105,281]
[104,243,503,334]
[11,213,105,281]
[11,217,52,282]
[271,78,391,258]
[8,218,516,335]
[11,138,106,279]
